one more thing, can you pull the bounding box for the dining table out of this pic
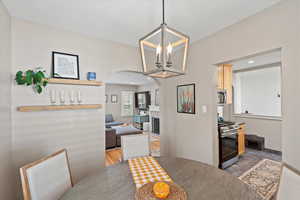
[60,157,263,200]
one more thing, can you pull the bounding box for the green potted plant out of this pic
[15,68,48,94]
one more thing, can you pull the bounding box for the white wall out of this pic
[231,66,282,151]
[105,84,138,123]
[10,18,140,196]
[234,66,281,116]
[0,1,14,199]
[162,0,300,170]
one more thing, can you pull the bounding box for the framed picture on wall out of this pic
[177,84,195,114]
[111,95,118,103]
[52,51,80,79]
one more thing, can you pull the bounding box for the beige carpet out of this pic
[239,159,282,200]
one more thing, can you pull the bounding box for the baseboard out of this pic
[264,148,282,155]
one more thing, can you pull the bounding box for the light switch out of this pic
[202,105,207,113]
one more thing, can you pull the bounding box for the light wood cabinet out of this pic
[217,66,224,90]
[217,64,232,104]
[238,124,246,155]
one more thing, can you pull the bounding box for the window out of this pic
[121,91,134,116]
[137,93,146,109]
[233,66,281,117]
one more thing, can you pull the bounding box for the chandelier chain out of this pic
[162,0,165,24]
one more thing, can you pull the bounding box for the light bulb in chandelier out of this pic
[156,44,162,55]
[156,44,162,66]
[166,43,173,67]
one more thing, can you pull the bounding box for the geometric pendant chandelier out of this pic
[139,0,190,78]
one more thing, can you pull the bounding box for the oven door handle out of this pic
[221,132,237,138]
[221,129,238,133]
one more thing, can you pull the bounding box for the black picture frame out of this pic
[177,83,196,114]
[111,95,118,103]
[135,91,151,110]
[52,51,80,80]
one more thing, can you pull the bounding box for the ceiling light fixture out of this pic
[248,60,255,64]
[139,0,190,78]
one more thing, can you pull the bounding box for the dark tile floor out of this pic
[225,148,282,177]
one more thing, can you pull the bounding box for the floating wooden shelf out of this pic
[18,104,102,112]
[46,78,104,86]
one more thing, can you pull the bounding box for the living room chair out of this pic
[105,114,124,128]
[276,163,300,200]
[121,134,150,160]
[20,149,73,200]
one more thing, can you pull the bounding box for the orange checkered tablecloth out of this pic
[128,156,173,188]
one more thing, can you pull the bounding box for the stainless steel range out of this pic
[218,121,240,169]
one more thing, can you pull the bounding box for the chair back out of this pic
[277,163,300,200]
[20,149,73,200]
[121,134,150,160]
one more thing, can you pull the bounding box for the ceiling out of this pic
[231,49,281,70]
[3,0,281,46]
[106,71,155,85]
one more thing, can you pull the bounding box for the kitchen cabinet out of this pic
[238,124,246,155]
[218,64,232,104]
[217,66,224,90]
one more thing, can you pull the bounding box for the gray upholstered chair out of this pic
[20,149,73,200]
[121,134,150,161]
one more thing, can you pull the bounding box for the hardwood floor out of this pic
[105,133,160,167]
[105,148,122,166]
[151,140,160,151]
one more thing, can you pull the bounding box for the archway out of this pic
[104,71,161,166]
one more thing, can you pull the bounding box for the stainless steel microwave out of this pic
[217,90,227,104]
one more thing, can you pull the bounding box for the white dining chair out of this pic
[276,163,300,200]
[121,134,150,160]
[20,149,73,200]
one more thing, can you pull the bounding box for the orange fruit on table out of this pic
[153,182,170,199]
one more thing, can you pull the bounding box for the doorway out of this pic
[216,49,283,176]
[104,71,161,166]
